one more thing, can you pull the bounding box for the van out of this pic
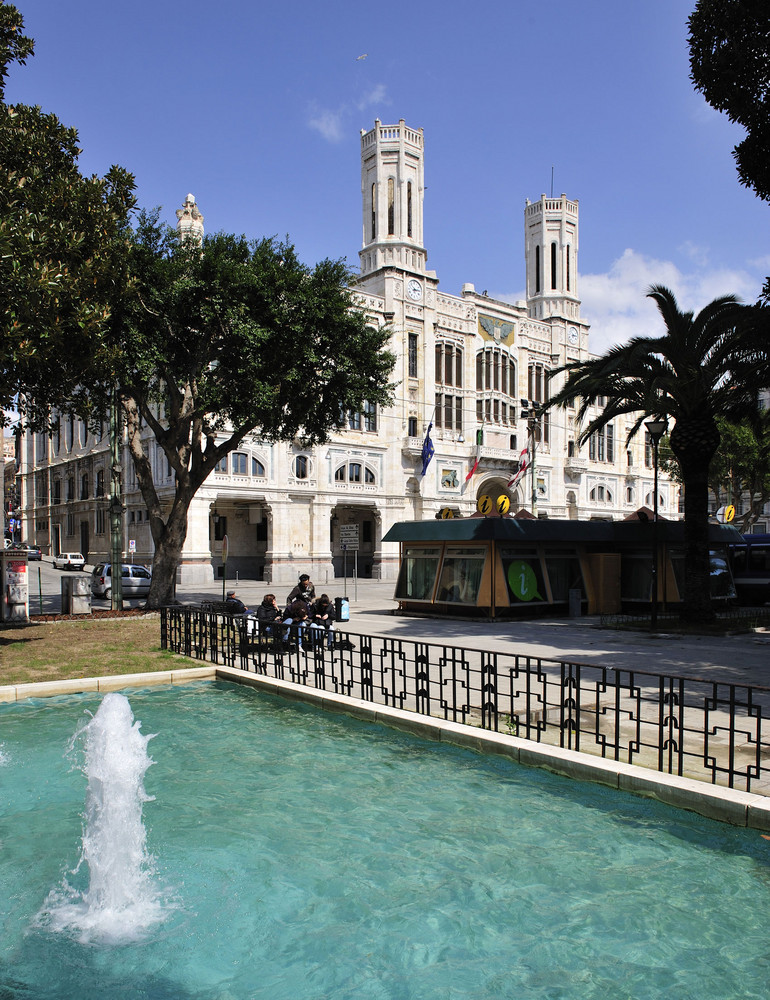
[90,563,152,599]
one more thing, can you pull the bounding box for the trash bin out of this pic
[569,588,582,617]
[334,596,350,622]
[62,574,92,615]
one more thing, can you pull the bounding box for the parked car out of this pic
[20,542,42,560]
[90,563,152,599]
[53,552,85,571]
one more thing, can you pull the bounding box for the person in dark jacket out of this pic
[255,593,283,637]
[286,573,315,609]
[309,593,335,649]
[225,590,248,614]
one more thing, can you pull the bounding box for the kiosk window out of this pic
[395,547,441,601]
[544,550,584,602]
[436,547,486,604]
[500,547,547,604]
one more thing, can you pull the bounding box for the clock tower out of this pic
[524,193,581,324]
[357,119,435,294]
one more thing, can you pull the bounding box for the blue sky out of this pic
[7,0,769,354]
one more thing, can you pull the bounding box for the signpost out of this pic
[339,524,359,601]
[221,534,229,601]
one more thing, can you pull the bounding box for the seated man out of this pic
[309,593,335,649]
[225,590,248,615]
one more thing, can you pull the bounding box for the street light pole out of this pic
[645,418,667,630]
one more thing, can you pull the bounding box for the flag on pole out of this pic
[465,425,484,482]
[507,447,529,489]
[420,422,435,476]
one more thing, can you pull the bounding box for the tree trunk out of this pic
[145,500,190,607]
[671,419,720,622]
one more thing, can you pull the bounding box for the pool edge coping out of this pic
[4,665,770,833]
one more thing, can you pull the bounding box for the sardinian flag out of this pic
[507,447,530,489]
[464,426,484,482]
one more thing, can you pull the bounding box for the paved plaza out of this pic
[175,575,770,691]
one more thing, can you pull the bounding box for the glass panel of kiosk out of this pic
[499,546,547,606]
[435,547,487,604]
[395,546,442,601]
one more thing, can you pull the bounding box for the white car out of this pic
[53,552,86,571]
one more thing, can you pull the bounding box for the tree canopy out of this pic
[688,0,770,205]
[547,285,765,620]
[113,214,396,606]
[0,1,135,424]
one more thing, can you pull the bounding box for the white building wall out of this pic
[18,124,677,587]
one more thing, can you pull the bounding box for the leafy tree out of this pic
[688,0,770,205]
[111,214,396,607]
[663,413,770,530]
[547,285,765,621]
[0,1,135,424]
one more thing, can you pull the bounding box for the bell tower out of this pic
[524,194,581,322]
[358,119,428,280]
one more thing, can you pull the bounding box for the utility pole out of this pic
[109,387,124,610]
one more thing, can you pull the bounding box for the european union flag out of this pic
[421,422,435,476]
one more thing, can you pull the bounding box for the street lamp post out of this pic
[645,418,667,630]
[520,399,541,516]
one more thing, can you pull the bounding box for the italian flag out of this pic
[465,426,484,482]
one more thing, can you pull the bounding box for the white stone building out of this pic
[17,119,677,587]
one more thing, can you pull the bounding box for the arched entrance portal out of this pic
[330,504,380,578]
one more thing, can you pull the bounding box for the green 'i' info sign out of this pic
[507,560,542,602]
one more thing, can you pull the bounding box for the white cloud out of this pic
[579,249,764,355]
[308,84,389,144]
[308,108,345,143]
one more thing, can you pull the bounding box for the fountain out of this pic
[39,692,167,945]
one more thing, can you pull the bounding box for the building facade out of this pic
[17,119,678,588]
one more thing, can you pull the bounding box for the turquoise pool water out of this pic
[2,680,769,999]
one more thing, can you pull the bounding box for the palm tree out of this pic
[547,285,765,621]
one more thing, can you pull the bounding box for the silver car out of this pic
[91,563,152,599]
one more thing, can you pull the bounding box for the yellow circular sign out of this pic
[440,507,455,519]
[724,504,735,523]
[477,495,493,516]
[496,494,510,515]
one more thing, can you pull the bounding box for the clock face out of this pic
[568,327,578,345]
[407,279,422,301]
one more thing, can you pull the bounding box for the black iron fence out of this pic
[160,606,770,794]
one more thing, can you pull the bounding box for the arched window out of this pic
[80,474,89,500]
[95,470,105,497]
[407,181,412,238]
[566,245,571,291]
[435,342,463,388]
[590,485,613,503]
[294,455,309,479]
[551,242,557,290]
[371,183,376,241]
[252,457,265,477]
[535,245,541,293]
[387,178,395,235]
